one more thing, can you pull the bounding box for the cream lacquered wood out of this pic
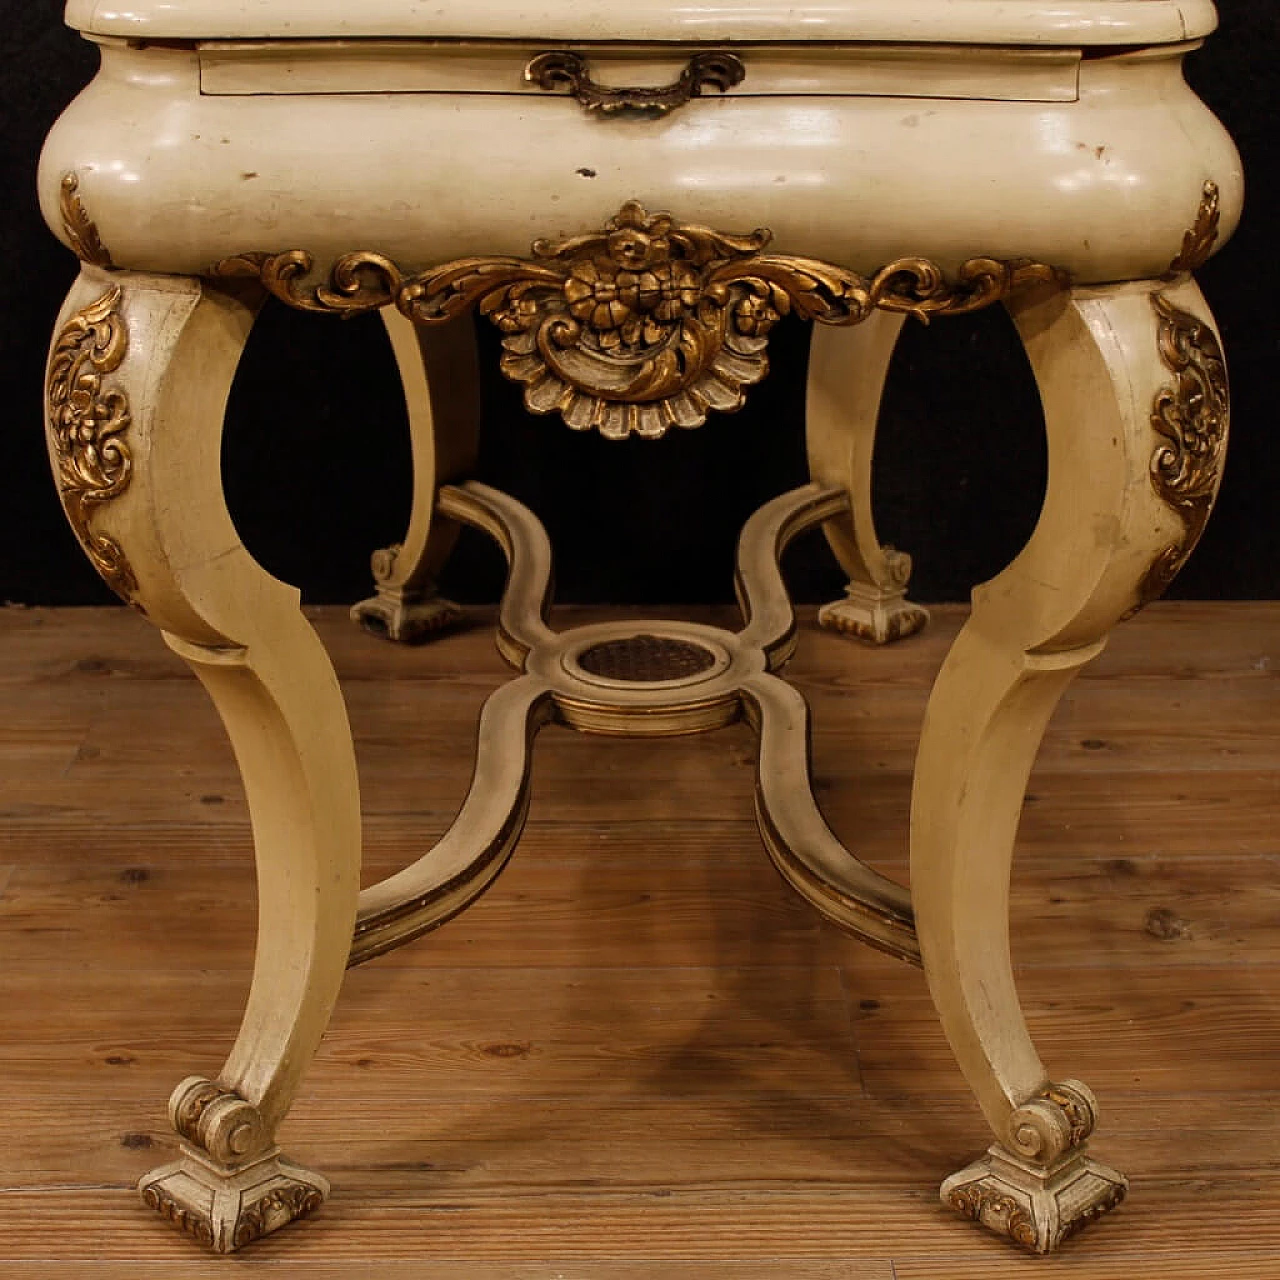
[40,0,1240,1258]
[64,0,1218,46]
[197,40,1083,102]
[39,41,1242,287]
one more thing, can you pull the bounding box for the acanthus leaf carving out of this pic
[947,1184,1039,1251]
[1166,180,1221,278]
[1142,291,1229,604]
[209,201,1064,439]
[59,173,114,269]
[45,285,138,601]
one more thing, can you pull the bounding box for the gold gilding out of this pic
[1143,292,1229,602]
[46,285,138,601]
[211,201,1062,438]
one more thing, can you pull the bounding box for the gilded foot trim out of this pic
[350,572,463,644]
[943,1078,1126,1253]
[210,201,1062,438]
[350,590,463,643]
[350,544,464,643]
[818,578,930,646]
[943,1145,1127,1254]
[140,1076,328,1252]
[139,1152,328,1253]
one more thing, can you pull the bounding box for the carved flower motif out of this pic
[564,258,642,338]
[556,205,708,352]
[636,260,702,324]
[564,254,704,352]
[733,291,783,338]
[491,291,542,335]
[604,207,671,269]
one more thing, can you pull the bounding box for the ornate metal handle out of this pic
[524,50,746,116]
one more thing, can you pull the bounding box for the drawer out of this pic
[196,40,1082,104]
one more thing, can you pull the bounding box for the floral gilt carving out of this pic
[211,201,1061,439]
[45,285,138,600]
[1142,292,1229,603]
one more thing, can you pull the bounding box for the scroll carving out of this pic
[59,173,114,269]
[1007,1078,1098,1165]
[1165,181,1221,278]
[143,1081,328,1255]
[211,201,1061,439]
[45,285,138,600]
[942,1077,1122,1252]
[1142,292,1229,603]
[170,1076,271,1166]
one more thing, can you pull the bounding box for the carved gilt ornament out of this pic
[1165,180,1221,278]
[46,285,138,601]
[59,172,114,270]
[211,201,1061,439]
[947,1184,1039,1252]
[1143,293,1229,602]
[1142,180,1229,603]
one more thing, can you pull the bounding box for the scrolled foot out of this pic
[351,546,462,643]
[941,1079,1127,1253]
[138,1077,329,1253]
[818,570,929,646]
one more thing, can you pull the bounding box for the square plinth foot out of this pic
[818,583,928,645]
[941,1144,1128,1254]
[139,1147,329,1253]
[350,589,463,644]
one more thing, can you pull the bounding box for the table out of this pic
[39,0,1240,1256]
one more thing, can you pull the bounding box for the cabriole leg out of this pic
[45,267,363,1252]
[350,307,480,642]
[807,312,929,644]
[910,278,1227,1252]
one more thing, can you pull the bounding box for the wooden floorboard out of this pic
[1,602,1279,1276]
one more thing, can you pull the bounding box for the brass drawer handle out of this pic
[524,50,745,115]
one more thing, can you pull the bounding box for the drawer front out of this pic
[197,40,1081,104]
[42,40,1241,287]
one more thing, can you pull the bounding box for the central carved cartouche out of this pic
[210,200,1062,439]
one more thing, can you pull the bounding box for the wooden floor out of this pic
[2,602,1279,1278]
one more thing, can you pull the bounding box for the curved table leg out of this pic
[45,267,363,1252]
[350,308,480,642]
[807,313,929,645]
[911,277,1227,1252]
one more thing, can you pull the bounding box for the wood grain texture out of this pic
[1,602,1278,1272]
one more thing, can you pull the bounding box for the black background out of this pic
[2,3,1276,610]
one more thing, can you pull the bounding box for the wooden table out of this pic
[39,0,1240,1256]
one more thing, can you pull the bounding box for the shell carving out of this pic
[212,201,1061,439]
